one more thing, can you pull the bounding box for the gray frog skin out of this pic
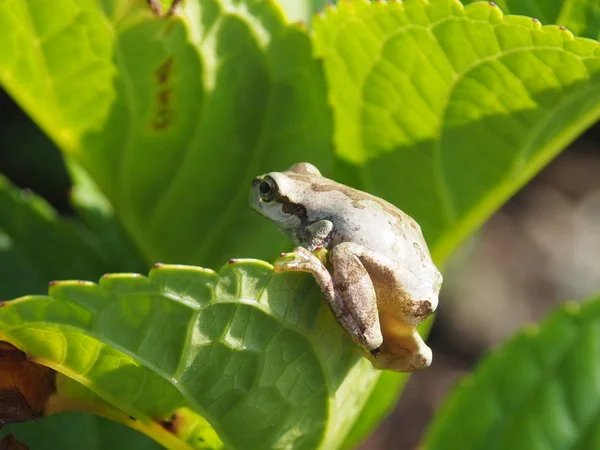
[249,162,443,372]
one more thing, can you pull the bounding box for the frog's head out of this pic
[249,162,321,230]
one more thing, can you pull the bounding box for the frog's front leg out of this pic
[298,220,334,251]
[275,246,383,353]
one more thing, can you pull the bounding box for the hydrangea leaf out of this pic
[0,262,380,449]
[313,0,600,263]
[424,295,600,449]
[313,1,600,444]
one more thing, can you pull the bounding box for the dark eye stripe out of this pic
[280,194,308,223]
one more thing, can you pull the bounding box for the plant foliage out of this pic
[1,0,600,448]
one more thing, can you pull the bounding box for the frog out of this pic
[249,162,443,372]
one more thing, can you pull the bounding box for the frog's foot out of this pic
[274,246,322,273]
[369,329,432,372]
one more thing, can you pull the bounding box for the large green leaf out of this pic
[0,177,158,447]
[5,409,163,450]
[67,162,147,274]
[0,0,333,268]
[312,0,600,444]
[314,0,600,262]
[0,262,379,449]
[424,294,600,449]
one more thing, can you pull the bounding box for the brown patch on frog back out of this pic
[282,172,316,184]
[310,182,366,209]
[310,181,410,218]
[283,171,419,239]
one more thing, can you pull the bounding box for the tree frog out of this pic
[249,162,443,372]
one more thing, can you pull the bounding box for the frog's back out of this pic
[313,182,434,269]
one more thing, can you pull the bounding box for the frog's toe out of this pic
[273,254,300,272]
[409,345,432,370]
[274,247,317,272]
[293,246,315,258]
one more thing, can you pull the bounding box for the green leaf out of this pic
[0,177,159,448]
[313,0,600,443]
[0,0,333,268]
[67,162,147,274]
[314,0,600,263]
[6,413,163,450]
[424,295,600,449]
[0,175,106,299]
[462,0,600,40]
[0,262,380,449]
[340,371,406,449]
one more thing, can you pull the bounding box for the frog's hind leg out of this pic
[332,242,438,370]
[275,246,383,352]
[329,244,383,352]
[336,242,439,327]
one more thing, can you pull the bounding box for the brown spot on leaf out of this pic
[48,281,57,287]
[152,58,174,129]
[147,0,163,16]
[228,259,237,264]
[158,89,171,105]
[148,0,181,17]
[0,433,29,450]
[0,342,56,423]
[156,59,173,85]
[157,413,179,434]
[167,0,181,16]
[152,263,163,269]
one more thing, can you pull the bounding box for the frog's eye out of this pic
[259,177,276,202]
